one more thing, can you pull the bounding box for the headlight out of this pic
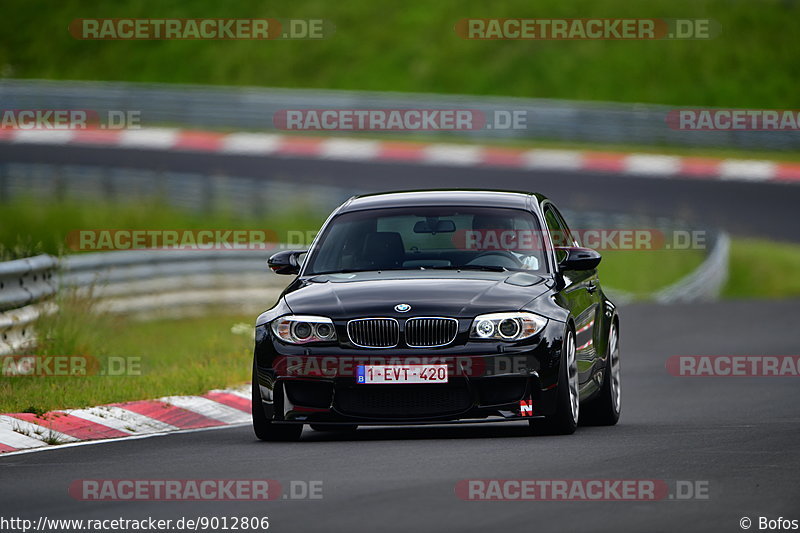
[271,315,337,344]
[470,312,547,341]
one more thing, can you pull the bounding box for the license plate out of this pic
[356,364,448,384]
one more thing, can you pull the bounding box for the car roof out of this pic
[338,190,548,213]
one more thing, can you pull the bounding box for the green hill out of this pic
[1,0,797,107]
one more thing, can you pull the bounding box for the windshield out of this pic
[304,206,548,275]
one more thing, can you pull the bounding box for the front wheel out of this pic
[580,321,621,426]
[252,363,303,442]
[530,327,578,436]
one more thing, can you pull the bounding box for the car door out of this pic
[543,203,600,387]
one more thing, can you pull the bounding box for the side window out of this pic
[551,206,577,247]
[543,206,573,248]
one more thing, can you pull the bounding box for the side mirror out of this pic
[555,247,602,271]
[267,250,307,275]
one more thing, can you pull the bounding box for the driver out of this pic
[471,214,539,270]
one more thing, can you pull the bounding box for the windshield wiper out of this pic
[312,267,417,275]
[313,265,512,275]
[426,265,509,272]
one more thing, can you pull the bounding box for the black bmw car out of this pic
[252,190,620,441]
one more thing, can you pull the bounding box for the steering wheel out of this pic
[466,251,524,268]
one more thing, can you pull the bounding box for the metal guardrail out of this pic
[1,79,798,150]
[654,232,730,303]
[562,210,730,304]
[0,162,354,218]
[61,249,291,318]
[0,255,58,355]
[0,220,729,354]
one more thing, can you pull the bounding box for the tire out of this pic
[580,321,621,426]
[309,424,358,432]
[252,362,303,442]
[530,327,579,436]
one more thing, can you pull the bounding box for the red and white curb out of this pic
[0,385,251,455]
[2,127,799,183]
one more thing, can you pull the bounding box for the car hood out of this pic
[283,271,551,319]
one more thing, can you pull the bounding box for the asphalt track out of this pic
[1,299,798,532]
[2,143,800,242]
[1,144,799,532]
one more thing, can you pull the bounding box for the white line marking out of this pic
[719,160,777,181]
[0,386,249,455]
[521,149,583,170]
[320,138,380,160]
[220,133,283,154]
[118,128,179,149]
[12,129,76,144]
[5,123,792,186]
[422,144,483,166]
[0,423,48,450]
[0,415,78,445]
[210,385,251,402]
[577,339,594,351]
[159,396,251,424]
[624,154,682,176]
[0,423,250,458]
[64,406,179,435]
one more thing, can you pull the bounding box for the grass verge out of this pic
[0,196,324,260]
[599,248,705,297]
[0,296,254,414]
[724,239,800,299]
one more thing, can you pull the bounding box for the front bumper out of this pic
[254,319,565,424]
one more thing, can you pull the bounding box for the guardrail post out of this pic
[0,255,59,355]
[0,164,7,203]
